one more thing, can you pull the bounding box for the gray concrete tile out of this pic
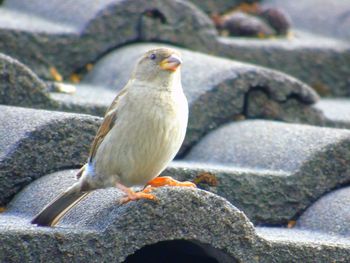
[184,120,350,223]
[297,186,350,236]
[263,0,350,41]
[315,98,350,129]
[0,105,100,206]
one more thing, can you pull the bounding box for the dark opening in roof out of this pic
[124,239,237,263]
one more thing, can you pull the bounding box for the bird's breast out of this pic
[93,88,188,187]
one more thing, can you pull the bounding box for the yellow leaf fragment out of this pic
[70,73,81,84]
[257,32,267,39]
[49,67,63,82]
[233,114,246,121]
[86,63,94,72]
[287,220,296,228]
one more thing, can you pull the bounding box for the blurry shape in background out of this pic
[213,11,275,38]
[49,67,63,82]
[258,7,291,35]
[262,0,350,41]
[212,3,291,38]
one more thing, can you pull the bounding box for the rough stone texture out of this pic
[257,227,350,246]
[0,0,217,79]
[0,53,112,115]
[0,105,100,206]
[263,0,350,41]
[245,89,324,126]
[83,43,320,154]
[1,44,323,152]
[0,44,325,157]
[188,0,260,15]
[165,161,291,225]
[49,84,111,116]
[0,53,56,109]
[1,1,350,260]
[1,170,258,262]
[0,0,347,98]
[184,120,350,224]
[1,169,350,262]
[314,98,350,129]
[296,186,350,236]
[185,120,350,173]
[256,227,350,262]
[216,32,350,97]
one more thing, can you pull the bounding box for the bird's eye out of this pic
[150,54,156,60]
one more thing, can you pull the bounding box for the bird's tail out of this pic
[31,165,91,227]
[31,183,90,227]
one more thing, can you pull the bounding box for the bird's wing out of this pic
[88,85,129,163]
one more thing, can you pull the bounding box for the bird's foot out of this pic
[145,176,196,189]
[116,182,157,204]
[119,191,157,204]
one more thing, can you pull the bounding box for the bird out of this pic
[31,47,196,227]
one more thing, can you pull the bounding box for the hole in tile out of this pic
[124,239,237,263]
[143,9,167,24]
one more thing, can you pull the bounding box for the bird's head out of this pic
[131,48,182,88]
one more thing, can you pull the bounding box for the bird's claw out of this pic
[145,176,197,188]
[119,191,157,204]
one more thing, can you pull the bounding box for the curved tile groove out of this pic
[0,0,217,79]
[3,171,258,262]
[0,105,100,205]
[183,120,350,224]
[0,54,56,109]
[2,168,350,262]
[83,43,320,153]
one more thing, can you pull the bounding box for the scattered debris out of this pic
[232,114,246,121]
[193,172,218,187]
[311,82,331,96]
[287,220,297,228]
[86,63,94,72]
[49,67,63,82]
[69,73,81,84]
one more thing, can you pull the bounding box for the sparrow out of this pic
[31,48,196,227]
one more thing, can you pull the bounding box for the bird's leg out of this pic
[144,176,196,192]
[116,182,156,204]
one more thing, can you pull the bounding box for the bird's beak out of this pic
[160,54,182,71]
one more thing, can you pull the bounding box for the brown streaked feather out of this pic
[88,85,129,162]
[31,186,90,227]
